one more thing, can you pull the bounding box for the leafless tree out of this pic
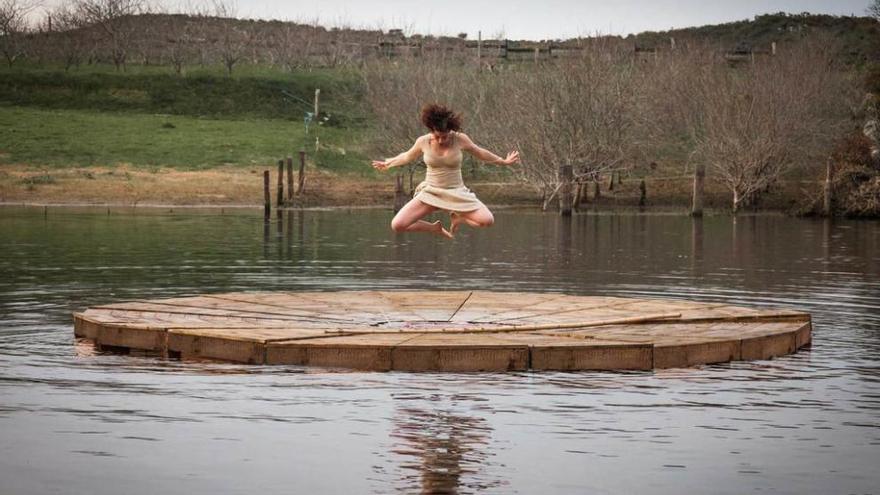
[869,0,880,20]
[684,40,857,212]
[49,3,92,70]
[70,0,144,70]
[0,0,38,67]
[496,44,647,208]
[164,12,200,74]
[270,21,313,71]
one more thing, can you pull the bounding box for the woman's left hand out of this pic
[501,151,520,166]
[371,160,391,171]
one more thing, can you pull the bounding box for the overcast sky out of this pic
[37,0,873,40]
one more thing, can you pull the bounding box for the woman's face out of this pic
[431,130,452,146]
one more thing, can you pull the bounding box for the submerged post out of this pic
[691,163,705,217]
[263,170,270,220]
[286,156,294,204]
[559,165,572,216]
[277,160,284,207]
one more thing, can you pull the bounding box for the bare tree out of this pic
[869,0,880,20]
[271,22,313,70]
[496,44,647,208]
[49,3,92,70]
[164,12,201,74]
[0,0,38,67]
[71,0,144,71]
[685,41,857,212]
[217,20,252,75]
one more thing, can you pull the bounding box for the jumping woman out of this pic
[371,103,520,238]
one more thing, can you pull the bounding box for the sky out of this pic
[35,0,873,40]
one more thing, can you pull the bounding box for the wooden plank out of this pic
[73,313,101,339]
[168,333,264,364]
[266,334,416,370]
[530,342,653,371]
[795,321,812,348]
[741,331,798,361]
[391,334,529,371]
[96,323,167,353]
[654,339,741,368]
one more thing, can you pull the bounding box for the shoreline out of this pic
[1,164,848,217]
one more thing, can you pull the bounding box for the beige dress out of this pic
[413,135,486,213]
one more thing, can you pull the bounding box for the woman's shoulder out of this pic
[453,131,475,149]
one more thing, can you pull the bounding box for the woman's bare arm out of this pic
[372,136,424,171]
[457,133,520,166]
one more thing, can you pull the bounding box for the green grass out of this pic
[0,63,365,124]
[0,105,373,174]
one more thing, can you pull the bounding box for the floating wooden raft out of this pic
[73,291,811,371]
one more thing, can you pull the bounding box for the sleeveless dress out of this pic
[412,134,486,213]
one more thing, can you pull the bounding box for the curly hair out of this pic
[420,103,462,132]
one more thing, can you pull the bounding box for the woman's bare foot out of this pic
[449,212,463,234]
[431,220,454,239]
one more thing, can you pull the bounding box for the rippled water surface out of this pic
[1,206,879,494]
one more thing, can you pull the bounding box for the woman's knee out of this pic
[477,212,494,227]
[390,218,408,232]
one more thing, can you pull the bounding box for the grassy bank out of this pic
[0,63,363,122]
[0,105,370,173]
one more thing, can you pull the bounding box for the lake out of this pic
[1,206,878,494]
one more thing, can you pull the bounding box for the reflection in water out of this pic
[389,396,497,494]
[0,207,879,494]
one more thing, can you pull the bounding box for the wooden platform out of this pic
[73,291,811,371]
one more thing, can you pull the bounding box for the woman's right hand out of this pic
[371,160,391,171]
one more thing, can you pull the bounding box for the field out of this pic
[0,61,831,211]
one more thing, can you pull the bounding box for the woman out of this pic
[371,103,520,238]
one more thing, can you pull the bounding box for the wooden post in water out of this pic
[276,160,284,207]
[297,150,306,194]
[691,163,705,217]
[593,179,601,200]
[559,165,572,216]
[639,179,647,209]
[263,170,270,220]
[393,174,407,212]
[286,156,294,204]
[823,161,833,217]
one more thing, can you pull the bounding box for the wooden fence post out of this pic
[276,160,284,207]
[286,156,294,204]
[823,161,833,217]
[263,170,270,220]
[691,163,705,217]
[559,165,572,216]
[639,179,647,208]
[393,174,407,212]
[297,150,306,194]
[573,182,583,211]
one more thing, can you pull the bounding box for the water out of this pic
[1,206,878,494]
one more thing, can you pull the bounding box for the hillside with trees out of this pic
[1,0,878,216]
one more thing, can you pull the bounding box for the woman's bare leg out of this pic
[450,207,494,233]
[391,199,453,238]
